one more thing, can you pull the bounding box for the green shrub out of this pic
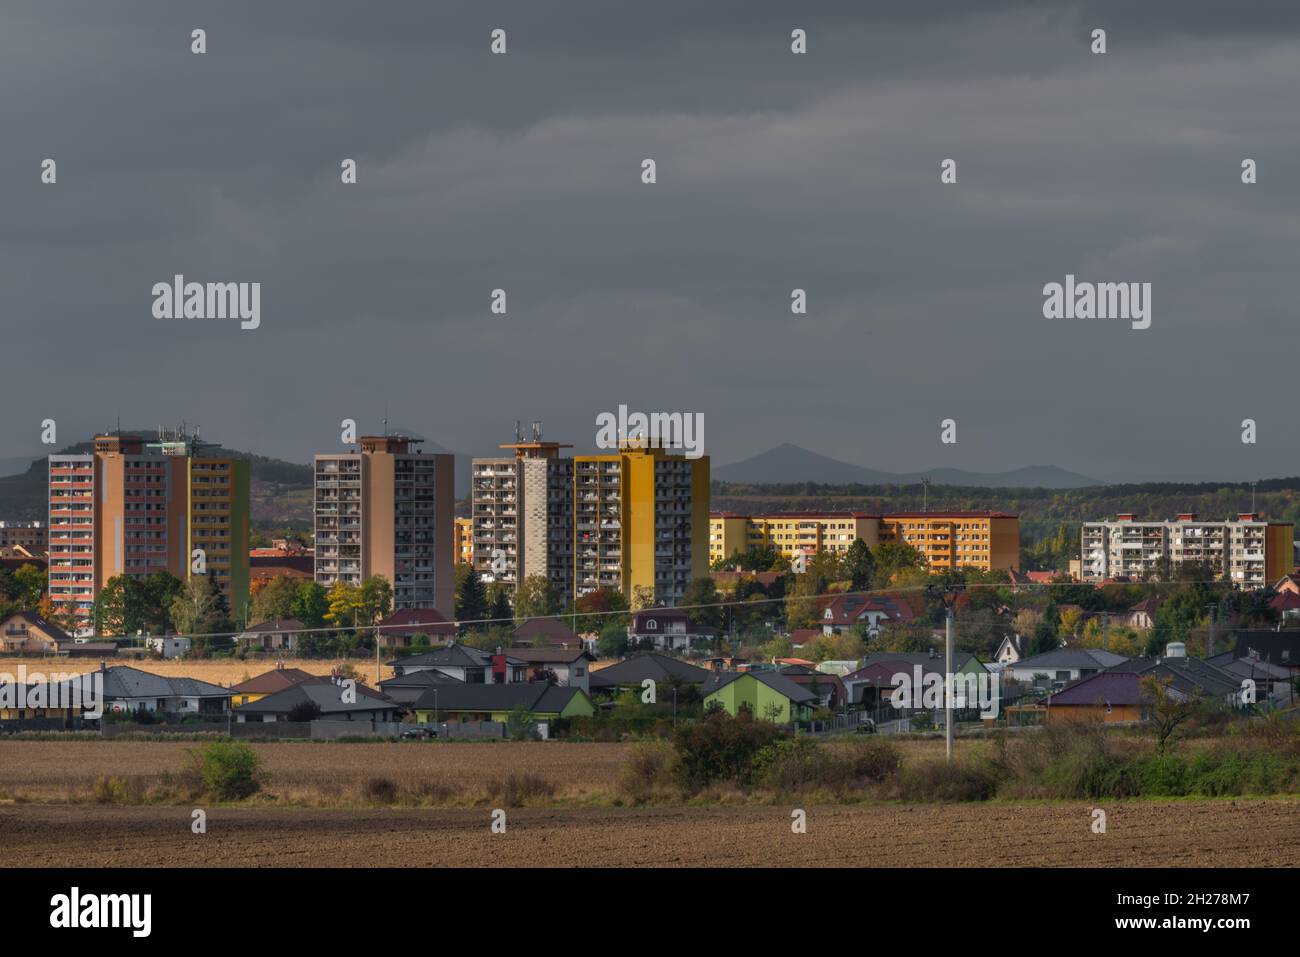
[186,741,261,800]
[672,709,787,793]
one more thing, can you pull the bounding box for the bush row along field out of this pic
[2,717,1298,809]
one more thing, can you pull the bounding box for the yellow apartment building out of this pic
[574,442,709,605]
[710,510,1020,574]
[878,512,1020,572]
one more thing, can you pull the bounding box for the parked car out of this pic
[855,718,876,734]
[400,727,435,739]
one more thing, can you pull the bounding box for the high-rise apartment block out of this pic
[47,432,250,631]
[474,434,710,608]
[574,442,709,605]
[710,510,1020,574]
[472,435,574,605]
[1081,512,1292,587]
[313,436,455,616]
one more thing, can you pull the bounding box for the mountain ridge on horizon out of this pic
[714,442,1101,489]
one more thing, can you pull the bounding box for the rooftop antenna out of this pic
[514,420,523,443]
[1251,480,1257,513]
[922,477,930,513]
[532,420,542,442]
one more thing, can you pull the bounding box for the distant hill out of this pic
[713,443,1099,489]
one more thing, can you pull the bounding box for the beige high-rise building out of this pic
[47,432,250,633]
[472,431,574,606]
[314,436,454,616]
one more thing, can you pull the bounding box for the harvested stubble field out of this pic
[2,800,1298,867]
[0,740,629,804]
[0,656,389,685]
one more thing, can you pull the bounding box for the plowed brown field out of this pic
[2,800,1297,867]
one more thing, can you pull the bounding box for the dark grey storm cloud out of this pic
[2,0,1298,482]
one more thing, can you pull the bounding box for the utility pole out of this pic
[945,603,954,762]
[928,583,964,762]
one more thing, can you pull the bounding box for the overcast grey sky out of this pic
[2,0,1298,482]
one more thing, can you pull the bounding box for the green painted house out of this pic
[701,671,820,723]
[409,681,595,724]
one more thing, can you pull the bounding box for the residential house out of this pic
[387,643,528,684]
[1125,598,1161,630]
[627,609,716,652]
[408,681,595,726]
[237,619,308,653]
[228,665,323,708]
[0,611,75,655]
[843,652,989,708]
[701,671,819,723]
[377,667,465,706]
[233,681,399,723]
[993,634,1028,665]
[96,665,231,716]
[816,594,913,637]
[587,654,712,694]
[1228,630,1300,673]
[512,617,591,651]
[1041,671,1144,725]
[375,607,456,650]
[1108,651,1244,707]
[1005,648,1129,688]
[503,647,595,691]
[778,664,845,710]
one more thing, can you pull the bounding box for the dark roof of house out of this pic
[233,681,395,716]
[0,610,73,643]
[512,618,582,645]
[387,643,516,669]
[1007,648,1128,671]
[93,666,230,699]
[1218,657,1292,681]
[1109,656,1242,697]
[504,646,594,664]
[376,608,455,637]
[851,652,986,678]
[1044,671,1144,707]
[241,618,307,635]
[379,669,465,689]
[228,667,322,695]
[588,654,712,688]
[818,594,914,625]
[409,681,587,714]
[1231,630,1300,667]
[700,670,820,704]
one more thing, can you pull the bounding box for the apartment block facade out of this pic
[1081,512,1293,587]
[709,512,880,565]
[472,440,575,606]
[47,433,249,632]
[454,516,473,565]
[574,443,709,605]
[710,510,1020,573]
[878,512,1020,573]
[0,521,47,554]
[314,436,455,616]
